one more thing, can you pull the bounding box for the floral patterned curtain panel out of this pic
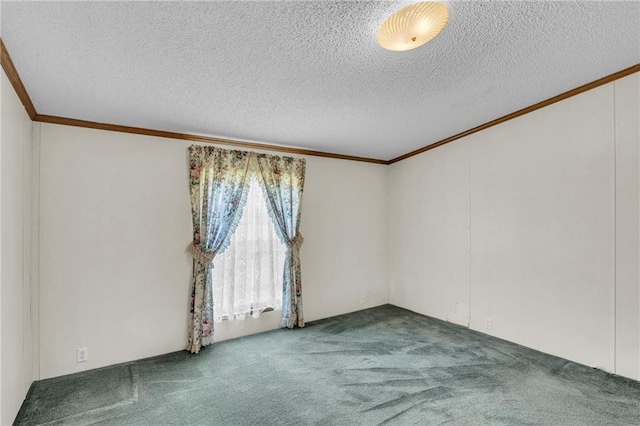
[186,145,252,353]
[186,145,307,353]
[255,154,307,328]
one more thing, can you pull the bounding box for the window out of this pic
[212,173,286,322]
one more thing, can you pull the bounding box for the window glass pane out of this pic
[212,174,286,322]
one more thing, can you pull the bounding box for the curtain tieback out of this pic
[186,241,216,265]
[290,232,304,250]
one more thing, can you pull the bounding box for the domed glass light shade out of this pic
[377,2,449,52]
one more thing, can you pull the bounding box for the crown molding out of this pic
[0,37,386,164]
[32,114,388,164]
[1,38,37,119]
[2,37,638,166]
[388,63,640,164]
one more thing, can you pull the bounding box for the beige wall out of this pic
[389,138,470,327]
[37,123,389,379]
[1,70,34,423]
[614,74,640,379]
[389,73,640,380]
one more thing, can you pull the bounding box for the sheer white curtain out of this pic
[212,174,286,322]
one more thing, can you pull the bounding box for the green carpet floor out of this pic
[15,305,640,425]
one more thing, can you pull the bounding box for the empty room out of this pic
[1,1,639,424]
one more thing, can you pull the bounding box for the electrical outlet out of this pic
[485,319,492,330]
[77,347,88,363]
[360,294,366,305]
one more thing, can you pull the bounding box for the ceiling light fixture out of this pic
[377,2,449,52]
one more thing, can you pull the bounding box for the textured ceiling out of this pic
[1,1,639,160]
